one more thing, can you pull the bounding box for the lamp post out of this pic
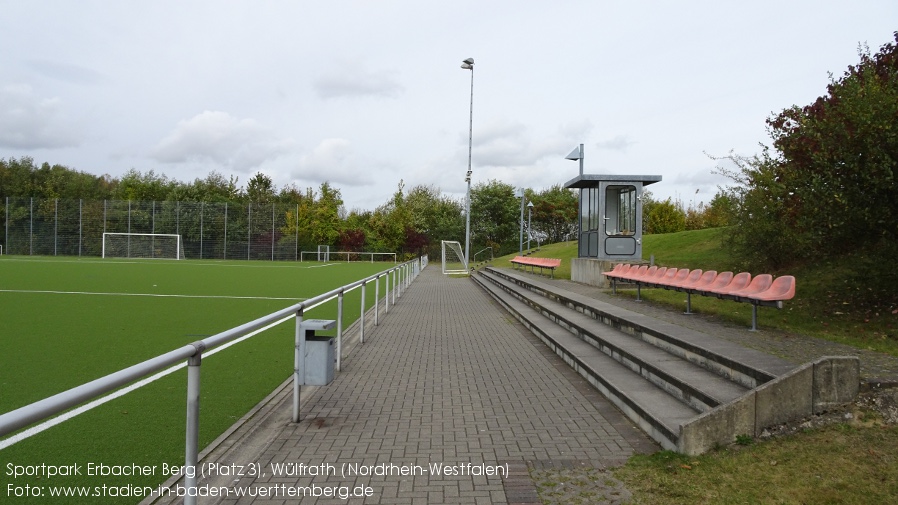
[527,201,534,252]
[518,188,526,254]
[461,57,474,268]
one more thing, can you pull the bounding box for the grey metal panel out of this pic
[605,236,637,256]
[564,173,662,189]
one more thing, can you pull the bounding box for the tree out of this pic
[115,169,175,201]
[470,180,520,255]
[764,33,898,255]
[530,184,578,243]
[404,184,464,257]
[245,172,276,203]
[311,181,343,246]
[643,196,685,235]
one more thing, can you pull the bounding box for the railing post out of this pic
[392,269,397,305]
[374,275,380,326]
[184,342,205,505]
[337,290,344,371]
[360,280,366,344]
[385,270,391,314]
[293,308,304,423]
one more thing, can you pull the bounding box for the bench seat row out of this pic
[603,264,796,330]
[510,256,562,278]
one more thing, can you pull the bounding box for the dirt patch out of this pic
[759,386,898,440]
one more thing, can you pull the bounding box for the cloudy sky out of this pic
[1,1,895,211]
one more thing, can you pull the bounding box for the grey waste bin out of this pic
[298,319,336,386]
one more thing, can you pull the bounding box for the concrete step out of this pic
[472,266,860,456]
[472,272,696,450]
[482,267,796,389]
[478,268,750,412]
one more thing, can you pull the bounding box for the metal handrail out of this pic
[0,255,427,504]
[473,246,494,264]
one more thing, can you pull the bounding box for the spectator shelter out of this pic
[564,173,662,286]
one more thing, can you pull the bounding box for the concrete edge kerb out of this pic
[678,356,860,455]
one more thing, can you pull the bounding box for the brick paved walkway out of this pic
[203,266,658,504]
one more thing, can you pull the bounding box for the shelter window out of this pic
[605,185,637,236]
[580,187,599,232]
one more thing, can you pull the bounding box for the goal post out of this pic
[441,240,468,274]
[102,233,185,260]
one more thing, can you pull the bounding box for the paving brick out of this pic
[153,267,658,504]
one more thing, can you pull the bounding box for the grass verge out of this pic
[614,419,898,504]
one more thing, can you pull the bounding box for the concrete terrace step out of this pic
[472,271,696,449]
[478,268,750,411]
[483,267,796,388]
[472,266,801,452]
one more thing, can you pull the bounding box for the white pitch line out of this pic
[0,297,331,450]
[0,289,304,301]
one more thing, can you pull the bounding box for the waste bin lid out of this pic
[300,319,337,331]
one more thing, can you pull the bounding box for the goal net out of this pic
[102,233,185,260]
[441,240,468,274]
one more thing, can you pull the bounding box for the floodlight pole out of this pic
[527,201,533,252]
[519,188,526,254]
[461,57,474,268]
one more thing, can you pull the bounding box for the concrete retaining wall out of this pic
[678,356,860,455]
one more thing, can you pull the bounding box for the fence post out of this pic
[54,199,58,256]
[374,275,380,326]
[359,281,366,344]
[78,199,83,257]
[385,269,391,314]
[337,290,344,372]
[293,308,304,423]
[184,342,205,505]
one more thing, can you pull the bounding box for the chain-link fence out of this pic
[2,197,308,260]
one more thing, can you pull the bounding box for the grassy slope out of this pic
[494,230,898,504]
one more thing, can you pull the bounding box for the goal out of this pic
[441,240,468,274]
[102,233,185,260]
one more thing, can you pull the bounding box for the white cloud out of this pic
[313,61,404,99]
[469,120,584,169]
[150,111,294,172]
[0,84,80,149]
[293,138,377,186]
[26,59,106,85]
[595,135,635,152]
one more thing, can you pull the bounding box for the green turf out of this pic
[0,256,396,503]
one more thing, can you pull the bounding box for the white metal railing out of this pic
[299,250,398,263]
[0,255,427,505]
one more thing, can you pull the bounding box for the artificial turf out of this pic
[0,256,394,503]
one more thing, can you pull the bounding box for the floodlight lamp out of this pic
[461,57,474,69]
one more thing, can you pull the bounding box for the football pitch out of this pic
[0,256,391,502]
